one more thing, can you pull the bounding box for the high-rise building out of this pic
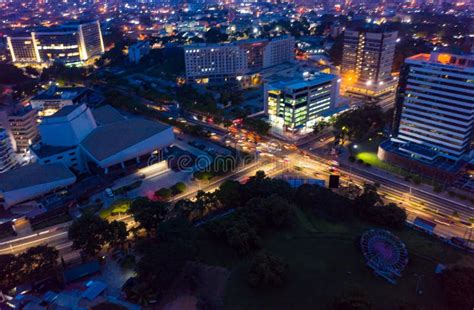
[7,20,104,65]
[0,128,17,174]
[184,36,295,85]
[0,106,39,153]
[8,107,39,153]
[379,52,474,180]
[264,71,339,136]
[341,26,398,109]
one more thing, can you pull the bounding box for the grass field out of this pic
[348,138,444,188]
[349,137,404,174]
[197,209,473,309]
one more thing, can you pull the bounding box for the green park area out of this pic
[197,209,472,309]
[99,199,132,219]
[348,137,401,173]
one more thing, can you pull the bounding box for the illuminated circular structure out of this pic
[360,229,408,284]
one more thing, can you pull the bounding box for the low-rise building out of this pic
[31,104,174,174]
[128,40,151,64]
[0,162,76,209]
[30,85,90,117]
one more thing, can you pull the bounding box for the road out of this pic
[182,113,474,241]
[3,84,472,254]
[0,157,283,255]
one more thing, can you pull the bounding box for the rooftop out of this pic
[269,72,336,91]
[30,144,76,159]
[50,104,81,118]
[80,119,170,161]
[31,86,87,101]
[92,105,125,126]
[0,163,75,192]
[407,53,474,68]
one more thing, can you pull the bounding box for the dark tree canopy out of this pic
[0,64,29,84]
[68,213,127,256]
[333,104,386,141]
[0,245,59,291]
[247,251,289,288]
[129,197,168,233]
[440,267,474,309]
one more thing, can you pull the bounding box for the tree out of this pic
[0,64,28,84]
[129,197,168,233]
[333,104,384,141]
[244,194,294,229]
[171,182,186,195]
[242,171,293,204]
[155,187,172,200]
[177,191,220,221]
[19,245,59,281]
[354,183,384,209]
[108,220,129,248]
[40,63,88,85]
[313,120,329,136]
[205,28,228,43]
[243,118,271,136]
[440,267,474,309]
[373,203,407,230]
[216,180,242,209]
[25,66,39,77]
[225,218,260,255]
[247,251,289,287]
[0,254,20,290]
[294,184,353,221]
[68,213,114,256]
[136,223,197,293]
[0,246,58,291]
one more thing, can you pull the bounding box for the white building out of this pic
[0,128,17,174]
[390,53,474,162]
[31,104,175,174]
[0,163,76,209]
[184,35,295,84]
[264,71,339,136]
[128,41,151,64]
[30,86,90,117]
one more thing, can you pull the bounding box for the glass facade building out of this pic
[265,72,338,135]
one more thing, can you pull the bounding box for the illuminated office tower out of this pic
[378,52,474,180]
[392,53,474,161]
[264,72,339,136]
[7,20,104,65]
[341,25,398,109]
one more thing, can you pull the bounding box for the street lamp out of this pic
[353,145,358,149]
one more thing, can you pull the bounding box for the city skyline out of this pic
[0,1,473,309]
